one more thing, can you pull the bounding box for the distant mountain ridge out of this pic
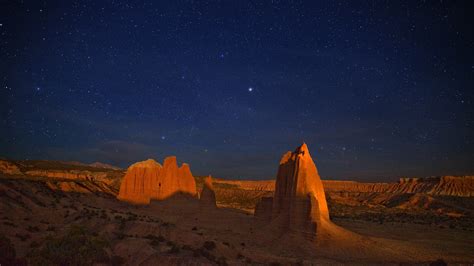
[0,159,124,195]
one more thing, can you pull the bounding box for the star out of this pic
[161,136,166,140]
[36,87,40,91]
[248,87,253,92]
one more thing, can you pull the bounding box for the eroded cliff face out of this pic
[323,176,474,197]
[272,143,329,221]
[24,170,111,183]
[0,159,122,195]
[117,157,197,204]
[216,176,473,198]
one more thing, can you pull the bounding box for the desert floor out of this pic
[2,178,474,265]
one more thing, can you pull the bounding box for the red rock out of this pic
[269,143,329,236]
[200,175,217,208]
[117,157,197,204]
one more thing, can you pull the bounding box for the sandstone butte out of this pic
[256,143,332,237]
[117,157,197,204]
[200,175,217,208]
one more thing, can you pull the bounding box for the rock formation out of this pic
[200,175,217,208]
[117,157,197,204]
[0,160,21,175]
[255,143,329,237]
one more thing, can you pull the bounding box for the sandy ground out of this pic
[2,179,474,265]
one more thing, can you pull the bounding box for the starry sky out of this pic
[1,1,473,181]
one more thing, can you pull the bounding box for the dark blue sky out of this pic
[1,1,473,181]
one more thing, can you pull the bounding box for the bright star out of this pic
[248,87,253,92]
[36,87,40,91]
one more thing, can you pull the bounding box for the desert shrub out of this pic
[109,255,125,265]
[115,232,126,240]
[3,221,16,227]
[430,259,447,266]
[27,226,40,233]
[168,244,180,254]
[0,235,16,263]
[0,235,27,265]
[216,256,228,266]
[46,225,56,231]
[150,239,161,247]
[119,219,126,230]
[145,234,165,244]
[182,244,192,250]
[196,248,215,261]
[147,235,163,247]
[27,225,109,266]
[203,241,216,250]
[15,233,31,241]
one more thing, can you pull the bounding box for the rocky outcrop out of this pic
[200,176,217,208]
[117,157,197,204]
[257,143,330,237]
[24,169,111,182]
[0,160,21,175]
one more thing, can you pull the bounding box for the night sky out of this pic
[1,1,473,181]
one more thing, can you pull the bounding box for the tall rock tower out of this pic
[199,175,217,208]
[256,143,329,237]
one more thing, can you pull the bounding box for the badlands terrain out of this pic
[1,145,473,265]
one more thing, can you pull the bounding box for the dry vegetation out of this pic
[1,169,473,264]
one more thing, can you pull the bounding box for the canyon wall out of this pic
[215,176,474,197]
[323,176,474,197]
